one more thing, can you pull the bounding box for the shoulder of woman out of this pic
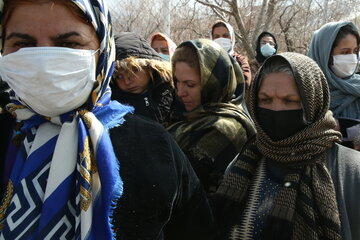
[109,113,168,138]
[327,143,360,180]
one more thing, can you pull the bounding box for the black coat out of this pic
[0,112,218,240]
[111,75,174,127]
[110,114,217,239]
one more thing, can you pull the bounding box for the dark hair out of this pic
[256,57,295,99]
[260,34,274,41]
[260,58,293,81]
[172,45,201,83]
[331,24,360,53]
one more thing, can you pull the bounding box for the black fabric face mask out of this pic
[257,107,307,141]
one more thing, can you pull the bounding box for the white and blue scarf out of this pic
[0,0,132,239]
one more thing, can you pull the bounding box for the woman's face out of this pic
[115,69,150,94]
[151,39,169,55]
[174,61,201,112]
[331,33,358,56]
[260,36,276,47]
[212,26,230,39]
[258,72,301,111]
[3,2,99,55]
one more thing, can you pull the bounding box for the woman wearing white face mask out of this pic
[150,32,177,62]
[0,0,217,239]
[210,20,252,91]
[250,32,278,81]
[308,21,360,150]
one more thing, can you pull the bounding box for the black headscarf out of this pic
[255,31,278,63]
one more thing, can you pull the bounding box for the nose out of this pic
[177,84,187,98]
[268,100,286,111]
[37,39,55,47]
[123,75,132,85]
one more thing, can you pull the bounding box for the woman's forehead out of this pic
[2,2,99,53]
[259,72,298,93]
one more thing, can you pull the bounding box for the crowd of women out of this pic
[0,0,359,239]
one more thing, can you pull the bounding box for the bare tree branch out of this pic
[262,0,277,32]
[251,0,268,43]
[278,5,300,51]
[195,0,232,15]
[229,0,255,59]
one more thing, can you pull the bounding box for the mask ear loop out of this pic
[92,48,101,55]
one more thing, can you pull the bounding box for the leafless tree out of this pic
[194,0,282,59]
[195,0,360,57]
[108,0,360,57]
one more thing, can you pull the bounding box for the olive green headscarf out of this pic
[168,39,255,173]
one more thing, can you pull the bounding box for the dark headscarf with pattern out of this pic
[168,39,255,170]
[216,52,342,239]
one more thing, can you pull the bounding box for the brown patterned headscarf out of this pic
[217,52,342,239]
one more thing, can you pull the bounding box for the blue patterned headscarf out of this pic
[308,21,360,119]
[0,0,132,239]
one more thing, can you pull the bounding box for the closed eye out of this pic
[56,41,81,48]
[13,41,36,48]
[258,98,271,104]
[53,32,86,49]
[5,32,37,50]
[284,98,301,105]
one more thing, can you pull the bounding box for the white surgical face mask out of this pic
[213,37,232,53]
[0,47,97,117]
[330,54,358,78]
[260,43,276,57]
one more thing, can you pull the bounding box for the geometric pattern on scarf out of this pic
[0,100,132,240]
[308,21,360,119]
[0,0,131,239]
[217,52,343,240]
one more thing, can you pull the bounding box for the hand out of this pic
[235,55,252,89]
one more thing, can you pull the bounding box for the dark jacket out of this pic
[0,85,11,191]
[110,114,217,239]
[111,73,174,127]
[213,143,360,240]
[0,113,218,240]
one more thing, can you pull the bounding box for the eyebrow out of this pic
[258,92,299,98]
[6,32,36,41]
[6,31,82,42]
[261,41,275,44]
[52,31,82,41]
[258,92,269,97]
